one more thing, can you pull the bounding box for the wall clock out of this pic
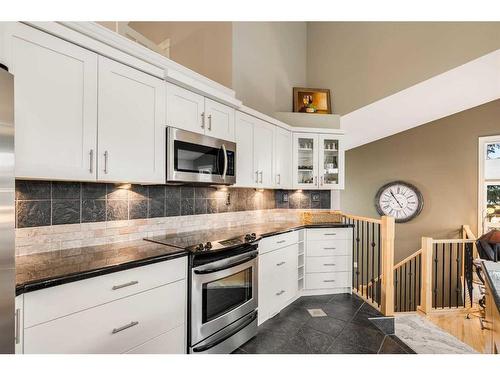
[375,181,423,223]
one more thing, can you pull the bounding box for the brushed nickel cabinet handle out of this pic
[89,149,94,174]
[276,240,286,244]
[15,308,20,345]
[324,233,337,236]
[104,151,109,174]
[255,171,259,183]
[320,176,324,186]
[323,263,336,266]
[201,112,205,129]
[276,261,286,266]
[275,290,285,296]
[208,114,212,130]
[112,280,139,290]
[323,280,336,283]
[112,321,139,334]
[324,247,337,250]
[277,174,281,185]
[259,171,263,183]
[314,176,317,185]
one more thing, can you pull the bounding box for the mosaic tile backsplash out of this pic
[15,180,331,228]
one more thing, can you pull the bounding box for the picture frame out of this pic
[293,87,332,114]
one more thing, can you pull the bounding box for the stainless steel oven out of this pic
[167,127,236,185]
[190,248,258,353]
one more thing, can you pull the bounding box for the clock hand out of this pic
[390,190,403,208]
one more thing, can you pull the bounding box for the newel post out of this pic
[419,237,434,314]
[380,216,395,316]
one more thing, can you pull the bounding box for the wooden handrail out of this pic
[341,213,382,224]
[462,225,476,240]
[431,239,476,244]
[393,249,422,270]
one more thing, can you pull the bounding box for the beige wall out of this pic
[341,99,500,262]
[129,22,233,88]
[307,22,500,115]
[232,22,307,116]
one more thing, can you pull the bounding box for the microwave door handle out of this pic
[221,144,228,180]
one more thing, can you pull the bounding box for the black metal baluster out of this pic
[442,243,445,309]
[371,222,375,303]
[418,253,421,307]
[394,268,398,312]
[356,220,360,293]
[377,224,381,306]
[361,221,365,297]
[398,267,402,312]
[433,244,438,308]
[449,243,453,308]
[409,258,413,310]
[455,243,460,308]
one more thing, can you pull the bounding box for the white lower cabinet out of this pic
[258,243,298,325]
[21,257,187,354]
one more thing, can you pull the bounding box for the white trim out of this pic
[478,135,500,235]
[342,49,500,150]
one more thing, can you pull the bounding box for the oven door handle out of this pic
[192,311,258,353]
[193,253,257,275]
[221,144,228,180]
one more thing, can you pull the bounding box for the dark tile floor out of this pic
[234,293,415,354]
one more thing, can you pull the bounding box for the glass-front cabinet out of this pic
[293,132,344,189]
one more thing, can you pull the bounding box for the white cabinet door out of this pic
[235,111,257,187]
[318,134,344,189]
[166,82,205,134]
[274,127,292,188]
[98,56,165,184]
[15,295,23,354]
[6,23,98,180]
[253,119,274,188]
[204,98,235,141]
[293,133,319,189]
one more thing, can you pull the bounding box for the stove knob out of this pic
[205,242,212,250]
[244,234,252,242]
[251,233,256,239]
[196,243,205,251]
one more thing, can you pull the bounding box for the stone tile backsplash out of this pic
[15,180,332,228]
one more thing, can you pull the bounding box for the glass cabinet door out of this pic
[319,135,342,188]
[294,134,318,188]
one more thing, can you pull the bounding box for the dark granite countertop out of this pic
[16,221,352,295]
[16,240,188,295]
[146,221,353,249]
[482,260,500,312]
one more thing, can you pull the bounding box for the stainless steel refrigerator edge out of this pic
[0,65,15,354]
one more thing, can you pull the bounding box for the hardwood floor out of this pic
[425,307,486,353]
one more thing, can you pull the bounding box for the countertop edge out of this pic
[16,250,188,296]
[482,260,500,312]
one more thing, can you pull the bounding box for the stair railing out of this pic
[342,213,395,316]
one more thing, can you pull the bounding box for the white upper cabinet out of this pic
[253,120,274,188]
[166,82,204,134]
[235,111,274,188]
[235,111,256,187]
[204,98,235,141]
[292,133,344,190]
[274,127,292,189]
[98,56,165,184]
[318,134,344,189]
[6,23,98,181]
[166,83,235,142]
[293,133,319,189]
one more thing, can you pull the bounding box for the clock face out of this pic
[375,181,423,223]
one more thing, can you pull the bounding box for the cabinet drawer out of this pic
[259,231,299,255]
[24,256,187,328]
[306,240,350,256]
[24,279,186,354]
[306,256,351,273]
[305,272,350,290]
[125,324,186,354]
[307,228,351,241]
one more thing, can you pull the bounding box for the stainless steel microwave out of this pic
[166,127,236,185]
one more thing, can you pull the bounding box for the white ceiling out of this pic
[341,49,500,150]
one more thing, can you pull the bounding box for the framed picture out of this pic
[293,87,332,114]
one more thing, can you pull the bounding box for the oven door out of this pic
[167,127,236,185]
[191,250,258,346]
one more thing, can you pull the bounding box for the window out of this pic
[479,136,500,234]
